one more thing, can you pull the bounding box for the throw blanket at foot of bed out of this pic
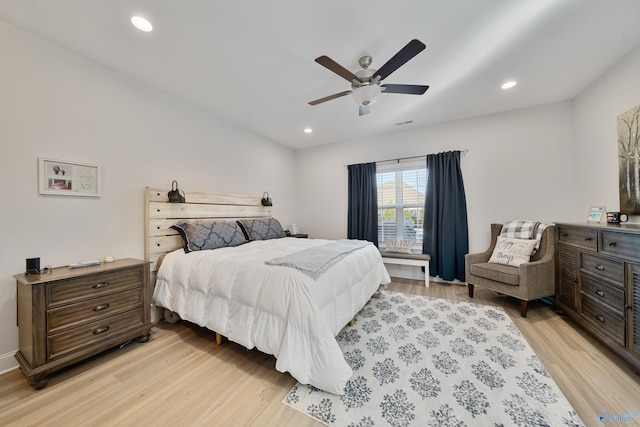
[265,240,370,279]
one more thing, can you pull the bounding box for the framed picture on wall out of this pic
[38,157,101,197]
[587,206,606,223]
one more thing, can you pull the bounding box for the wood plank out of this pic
[149,217,272,238]
[147,202,271,220]
[147,187,263,206]
[147,235,183,257]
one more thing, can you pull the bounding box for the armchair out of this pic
[465,223,556,317]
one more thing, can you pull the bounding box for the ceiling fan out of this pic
[309,39,429,116]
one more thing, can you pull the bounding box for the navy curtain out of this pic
[422,151,469,281]
[347,162,378,246]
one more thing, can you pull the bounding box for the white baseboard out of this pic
[0,350,18,375]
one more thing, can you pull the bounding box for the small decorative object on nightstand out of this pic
[13,258,152,389]
[290,233,309,238]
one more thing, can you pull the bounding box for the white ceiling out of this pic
[1,1,640,149]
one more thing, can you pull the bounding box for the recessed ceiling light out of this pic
[304,128,313,134]
[501,81,517,89]
[131,16,153,32]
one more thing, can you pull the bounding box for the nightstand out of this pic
[14,258,151,389]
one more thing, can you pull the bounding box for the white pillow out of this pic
[384,239,413,254]
[488,236,537,267]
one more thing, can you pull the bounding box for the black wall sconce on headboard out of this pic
[261,191,272,206]
[168,180,186,203]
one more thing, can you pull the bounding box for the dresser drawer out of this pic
[580,296,625,346]
[47,268,144,307]
[47,288,143,334]
[558,226,597,250]
[580,252,623,284]
[580,275,624,314]
[599,231,640,261]
[47,309,144,360]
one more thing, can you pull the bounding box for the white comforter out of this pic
[153,237,390,394]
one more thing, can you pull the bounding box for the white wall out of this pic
[573,44,640,217]
[0,21,296,372]
[295,102,576,253]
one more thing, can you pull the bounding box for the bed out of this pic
[144,187,390,394]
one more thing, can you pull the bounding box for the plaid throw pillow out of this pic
[500,220,539,239]
[500,220,548,254]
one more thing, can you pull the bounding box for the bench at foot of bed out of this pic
[379,252,430,287]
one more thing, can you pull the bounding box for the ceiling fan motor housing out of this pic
[309,39,427,113]
[352,65,381,106]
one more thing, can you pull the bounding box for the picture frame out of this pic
[587,206,606,223]
[38,157,101,197]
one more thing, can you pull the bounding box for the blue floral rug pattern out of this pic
[283,290,584,427]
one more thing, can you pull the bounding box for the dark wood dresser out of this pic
[555,223,640,372]
[14,258,152,388]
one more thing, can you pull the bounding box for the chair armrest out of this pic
[519,224,556,275]
[518,249,556,293]
[519,250,554,273]
[466,223,503,262]
[466,251,491,265]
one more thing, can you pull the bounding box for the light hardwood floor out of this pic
[1,280,639,427]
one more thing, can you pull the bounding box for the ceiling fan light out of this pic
[352,84,381,106]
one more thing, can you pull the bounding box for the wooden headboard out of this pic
[144,187,273,281]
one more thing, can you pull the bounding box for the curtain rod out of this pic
[367,149,469,166]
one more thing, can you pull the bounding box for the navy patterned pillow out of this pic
[171,220,247,252]
[238,218,286,241]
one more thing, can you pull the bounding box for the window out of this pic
[376,159,426,247]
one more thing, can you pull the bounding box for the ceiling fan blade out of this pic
[373,39,426,81]
[359,105,370,116]
[381,84,429,95]
[315,55,361,83]
[308,90,352,106]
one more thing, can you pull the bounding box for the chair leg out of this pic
[467,283,474,298]
[520,300,528,318]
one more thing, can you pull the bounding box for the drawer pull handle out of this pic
[92,282,109,289]
[93,303,110,312]
[595,314,605,323]
[595,264,605,271]
[607,241,617,247]
[561,233,569,237]
[584,237,593,241]
[625,304,632,310]
[93,326,110,335]
[595,290,605,297]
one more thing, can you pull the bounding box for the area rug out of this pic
[283,290,584,427]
